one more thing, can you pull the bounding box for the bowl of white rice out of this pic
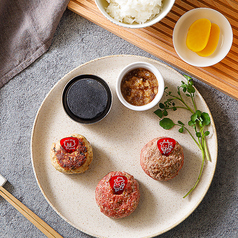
[95,0,175,28]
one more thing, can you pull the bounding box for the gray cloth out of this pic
[0,0,69,88]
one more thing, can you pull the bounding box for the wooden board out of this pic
[68,0,238,100]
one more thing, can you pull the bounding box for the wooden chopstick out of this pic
[0,186,63,238]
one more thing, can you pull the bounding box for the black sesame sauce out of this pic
[63,75,112,124]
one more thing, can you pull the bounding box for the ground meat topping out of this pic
[121,68,158,106]
[140,137,184,181]
[55,138,87,170]
[149,141,183,180]
[95,171,140,219]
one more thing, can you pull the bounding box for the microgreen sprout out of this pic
[154,75,211,198]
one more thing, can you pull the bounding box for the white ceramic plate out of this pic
[173,8,233,67]
[31,55,218,238]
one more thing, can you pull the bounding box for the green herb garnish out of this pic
[154,75,211,198]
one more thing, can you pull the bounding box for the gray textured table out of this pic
[0,10,237,238]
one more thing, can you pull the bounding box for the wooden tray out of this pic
[68,0,238,100]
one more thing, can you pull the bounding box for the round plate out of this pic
[31,55,218,238]
[173,8,233,67]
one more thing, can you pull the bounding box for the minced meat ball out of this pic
[50,134,93,174]
[140,137,184,181]
[95,171,140,219]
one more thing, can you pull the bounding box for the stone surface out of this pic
[0,9,237,238]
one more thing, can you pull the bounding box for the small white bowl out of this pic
[95,0,175,29]
[173,8,233,67]
[116,62,164,111]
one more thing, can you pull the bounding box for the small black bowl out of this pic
[62,74,112,124]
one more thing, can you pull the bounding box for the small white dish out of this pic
[173,8,233,67]
[116,62,164,111]
[95,0,175,29]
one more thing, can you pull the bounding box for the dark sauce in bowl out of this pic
[62,75,112,124]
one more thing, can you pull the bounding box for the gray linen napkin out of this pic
[0,0,70,88]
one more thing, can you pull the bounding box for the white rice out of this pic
[105,0,163,24]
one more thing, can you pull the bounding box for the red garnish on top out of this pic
[109,176,128,195]
[157,137,176,156]
[60,137,79,153]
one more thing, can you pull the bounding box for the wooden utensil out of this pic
[0,173,63,238]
